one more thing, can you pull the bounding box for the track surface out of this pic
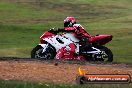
[0,57,132,84]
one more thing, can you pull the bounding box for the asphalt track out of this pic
[0,57,132,84]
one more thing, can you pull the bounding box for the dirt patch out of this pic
[0,59,132,84]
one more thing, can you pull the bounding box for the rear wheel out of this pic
[31,45,56,60]
[94,45,113,62]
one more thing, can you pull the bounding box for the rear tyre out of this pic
[31,45,56,60]
[94,45,113,62]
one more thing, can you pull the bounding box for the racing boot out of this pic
[80,37,93,52]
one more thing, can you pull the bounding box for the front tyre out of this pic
[31,45,56,60]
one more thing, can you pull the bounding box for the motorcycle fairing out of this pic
[89,35,113,45]
[39,44,48,53]
[44,34,74,52]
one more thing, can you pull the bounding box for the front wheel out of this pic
[31,45,56,60]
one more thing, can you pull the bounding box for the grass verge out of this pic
[0,0,132,63]
[0,80,132,88]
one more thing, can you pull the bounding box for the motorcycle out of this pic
[31,29,113,62]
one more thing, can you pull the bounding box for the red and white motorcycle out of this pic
[31,28,113,62]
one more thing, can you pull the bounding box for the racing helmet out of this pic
[64,17,76,27]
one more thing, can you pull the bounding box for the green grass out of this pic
[0,0,132,63]
[0,80,132,88]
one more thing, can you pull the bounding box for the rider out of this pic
[64,17,91,39]
[52,17,93,60]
